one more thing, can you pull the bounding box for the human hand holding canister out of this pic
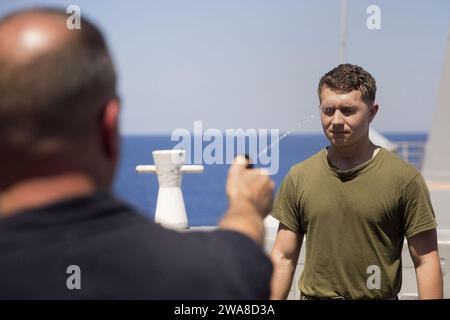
[219,156,274,245]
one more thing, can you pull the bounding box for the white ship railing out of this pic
[392,140,426,170]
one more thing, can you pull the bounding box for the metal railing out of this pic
[392,141,426,170]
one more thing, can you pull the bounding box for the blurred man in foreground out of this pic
[0,8,274,299]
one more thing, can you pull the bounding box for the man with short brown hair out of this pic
[270,64,443,300]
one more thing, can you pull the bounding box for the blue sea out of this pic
[113,133,427,226]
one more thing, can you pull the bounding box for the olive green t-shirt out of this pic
[271,147,437,299]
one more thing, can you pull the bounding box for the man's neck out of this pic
[327,137,379,171]
[0,174,98,217]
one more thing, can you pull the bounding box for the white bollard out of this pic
[136,150,204,230]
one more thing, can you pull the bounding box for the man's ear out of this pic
[368,103,379,123]
[100,99,120,160]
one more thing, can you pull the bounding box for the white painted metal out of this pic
[136,150,204,230]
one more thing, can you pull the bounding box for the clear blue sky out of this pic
[1,0,449,134]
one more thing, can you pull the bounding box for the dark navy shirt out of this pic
[0,193,272,299]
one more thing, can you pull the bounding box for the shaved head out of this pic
[0,8,117,153]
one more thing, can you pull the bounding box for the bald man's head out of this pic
[0,9,71,64]
[0,8,117,154]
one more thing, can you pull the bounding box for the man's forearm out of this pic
[270,256,296,299]
[416,258,443,299]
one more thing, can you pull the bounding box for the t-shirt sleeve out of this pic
[271,171,304,233]
[402,173,438,239]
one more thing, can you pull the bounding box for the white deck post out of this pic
[136,150,204,230]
